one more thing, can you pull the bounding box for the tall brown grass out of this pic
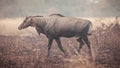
[0,18,120,68]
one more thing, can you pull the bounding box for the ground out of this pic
[0,23,120,68]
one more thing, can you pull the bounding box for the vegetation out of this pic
[0,19,120,68]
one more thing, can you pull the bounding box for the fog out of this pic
[0,0,120,19]
[0,0,120,35]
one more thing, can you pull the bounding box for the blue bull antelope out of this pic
[18,14,93,60]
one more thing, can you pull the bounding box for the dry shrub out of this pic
[0,18,120,68]
[94,23,120,68]
[0,35,70,68]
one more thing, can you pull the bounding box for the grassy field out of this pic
[0,17,120,68]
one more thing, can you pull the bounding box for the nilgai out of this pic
[18,14,92,59]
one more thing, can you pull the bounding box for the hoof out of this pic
[74,51,79,56]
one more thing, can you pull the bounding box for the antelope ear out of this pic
[26,16,28,18]
[30,18,33,23]
[25,16,28,19]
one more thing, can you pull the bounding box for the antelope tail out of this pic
[88,21,92,35]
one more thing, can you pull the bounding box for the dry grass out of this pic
[0,17,120,68]
[92,23,120,68]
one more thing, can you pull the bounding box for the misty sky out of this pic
[0,0,120,18]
